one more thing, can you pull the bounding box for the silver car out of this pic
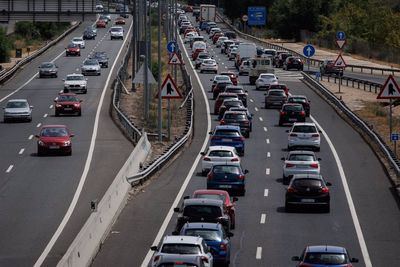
[200,59,218,74]
[287,122,321,151]
[81,59,101,76]
[71,37,85,48]
[38,62,58,78]
[3,99,33,122]
[255,73,278,90]
[281,150,321,185]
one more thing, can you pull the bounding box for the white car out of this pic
[150,235,213,267]
[195,52,212,69]
[3,99,33,122]
[239,59,251,75]
[228,47,238,60]
[209,27,221,38]
[71,37,85,48]
[201,146,241,175]
[81,59,101,76]
[255,73,278,90]
[216,36,228,48]
[200,59,218,74]
[95,4,104,13]
[281,150,321,185]
[287,122,321,151]
[184,31,198,43]
[63,73,87,94]
[110,26,124,40]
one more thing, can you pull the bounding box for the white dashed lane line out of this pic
[18,148,25,155]
[43,114,48,118]
[49,105,53,109]
[256,247,262,259]
[6,165,13,173]
[36,123,41,128]
[266,138,270,144]
[259,117,263,122]
[59,90,64,93]
[267,152,271,158]
[254,107,258,112]
[263,127,268,132]
[250,99,254,103]
[28,135,34,140]
[266,168,270,175]
[260,214,266,224]
[264,189,269,197]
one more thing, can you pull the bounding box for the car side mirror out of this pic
[318,158,321,161]
[350,258,359,263]
[281,157,285,160]
[200,152,205,156]
[70,134,75,137]
[318,130,322,133]
[244,169,249,174]
[208,131,212,135]
[232,197,238,202]
[62,79,65,81]
[326,182,332,186]
[264,93,267,96]
[30,106,34,109]
[85,78,88,81]
[54,99,57,102]
[291,256,300,261]
[174,207,180,212]
[227,232,234,238]
[35,134,40,138]
[183,196,190,200]
[150,246,158,251]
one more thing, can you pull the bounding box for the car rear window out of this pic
[58,95,78,102]
[304,252,348,264]
[283,105,303,111]
[288,154,315,161]
[160,244,201,255]
[209,150,234,157]
[293,179,322,188]
[214,130,240,137]
[225,101,242,107]
[183,205,222,218]
[270,85,286,90]
[269,91,285,96]
[292,125,317,133]
[213,165,240,174]
[224,114,247,120]
[6,101,27,108]
[184,229,222,242]
[41,128,68,137]
[225,88,243,94]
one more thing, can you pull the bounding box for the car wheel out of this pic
[78,53,81,56]
[279,120,283,126]
[66,150,72,156]
[240,189,246,196]
[37,147,44,156]
[78,110,82,116]
[245,132,250,138]
[323,203,330,213]
[283,176,289,185]
[285,202,293,212]
[315,147,320,152]
[27,117,32,122]
[265,103,268,109]
[230,215,235,229]
[83,89,87,94]
[39,74,42,78]
[200,70,203,73]
[54,74,58,78]
[55,111,60,117]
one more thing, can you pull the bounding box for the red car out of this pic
[220,71,238,85]
[54,93,82,116]
[65,43,80,56]
[212,33,224,44]
[192,189,238,229]
[192,48,205,61]
[96,19,107,28]
[115,17,126,25]
[36,125,74,156]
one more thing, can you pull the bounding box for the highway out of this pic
[92,13,400,267]
[0,17,134,266]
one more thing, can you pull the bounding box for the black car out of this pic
[283,56,304,71]
[224,31,237,39]
[224,85,248,107]
[285,174,331,213]
[274,52,292,68]
[229,107,253,131]
[218,99,244,120]
[38,62,58,78]
[279,103,306,126]
[83,30,96,40]
[320,59,344,76]
[91,51,109,68]
[221,111,251,138]
[287,95,310,116]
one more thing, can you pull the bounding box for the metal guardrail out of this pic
[216,13,400,76]
[302,72,400,176]
[0,22,81,84]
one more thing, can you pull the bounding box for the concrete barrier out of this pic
[57,133,151,267]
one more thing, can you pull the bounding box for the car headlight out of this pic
[74,104,80,107]
[64,141,71,146]
[55,104,62,107]
[38,140,44,146]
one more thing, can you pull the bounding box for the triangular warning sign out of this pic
[156,74,183,99]
[132,63,157,84]
[168,52,184,65]
[336,39,346,49]
[377,75,400,99]
[333,54,346,68]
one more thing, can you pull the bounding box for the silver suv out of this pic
[110,26,124,40]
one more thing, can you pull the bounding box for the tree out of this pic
[0,28,11,63]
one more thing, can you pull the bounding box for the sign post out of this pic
[335,31,346,93]
[303,44,315,71]
[391,133,399,156]
[333,54,347,93]
[377,75,400,139]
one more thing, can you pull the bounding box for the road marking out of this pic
[141,27,212,267]
[266,168,270,175]
[49,105,53,109]
[256,247,262,259]
[310,116,372,267]
[28,135,33,140]
[267,152,271,158]
[34,21,134,267]
[43,114,48,118]
[264,189,269,197]
[36,123,41,128]
[263,127,267,132]
[266,138,270,144]
[18,148,25,155]
[260,214,266,224]
[250,99,254,103]
[259,117,263,121]
[5,165,13,173]
[59,90,64,93]
[254,107,258,111]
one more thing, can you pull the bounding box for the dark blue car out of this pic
[180,222,233,266]
[210,125,245,156]
[207,164,248,196]
[292,245,359,266]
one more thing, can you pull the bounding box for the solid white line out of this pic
[266,168,270,175]
[141,29,212,267]
[256,247,262,259]
[254,107,258,112]
[266,138,270,144]
[5,165,13,173]
[18,148,25,155]
[311,116,372,267]
[34,21,134,267]
[49,105,53,109]
[267,152,271,158]
[28,135,33,140]
[43,114,48,118]
[36,123,41,128]
[263,127,267,132]
[259,117,263,121]
[260,214,266,224]
[264,189,269,197]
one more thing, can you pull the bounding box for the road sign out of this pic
[336,31,346,41]
[333,54,346,68]
[303,44,315,58]
[132,64,157,84]
[167,41,177,53]
[247,6,267,26]
[156,74,182,99]
[168,52,184,65]
[336,39,346,49]
[391,133,399,141]
[242,15,248,22]
[377,75,400,99]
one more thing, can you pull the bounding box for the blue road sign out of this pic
[303,44,315,58]
[336,31,346,40]
[391,133,399,141]
[167,41,177,53]
[247,6,267,26]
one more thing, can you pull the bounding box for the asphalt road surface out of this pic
[0,17,134,266]
[91,15,400,267]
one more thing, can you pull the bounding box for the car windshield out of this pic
[288,154,315,161]
[203,60,214,64]
[283,105,303,111]
[40,128,68,137]
[213,165,240,174]
[224,114,246,120]
[111,27,123,32]
[260,74,275,79]
[6,101,27,108]
[199,54,210,59]
[183,205,222,218]
[94,52,106,58]
[73,38,82,42]
[160,244,201,255]
[293,179,322,188]
[66,75,84,81]
[185,229,222,242]
[209,150,233,157]
[58,95,78,102]
[41,63,54,68]
[67,44,78,48]
[84,60,98,65]
[304,252,348,264]
[215,76,230,81]
[269,91,285,96]
[292,125,317,133]
[226,88,243,94]
[225,101,242,107]
[194,194,225,202]
[214,130,240,137]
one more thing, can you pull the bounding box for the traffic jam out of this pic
[148,4,360,267]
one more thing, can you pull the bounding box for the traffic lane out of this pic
[291,81,400,266]
[91,45,210,267]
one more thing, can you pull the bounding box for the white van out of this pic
[192,41,207,53]
[235,43,257,68]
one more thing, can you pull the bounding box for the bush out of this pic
[0,28,11,63]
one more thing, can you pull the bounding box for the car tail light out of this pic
[286,163,295,168]
[290,133,298,137]
[320,187,329,193]
[231,158,239,162]
[310,163,319,168]
[153,255,160,262]
[174,262,184,265]
[287,186,297,193]
[311,134,320,137]
[243,121,249,125]
[280,111,286,115]
[203,157,211,161]
[220,120,225,125]
[207,172,213,180]
[238,174,245,180]
[300,111,305,116]
[220,243,228,251]
[201,256,209,263]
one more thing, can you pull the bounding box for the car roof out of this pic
[225,85,244,89]
[193,189,229,196]
[58,93,77,96]
[208,146,236,152]
[8,99,28,102]
[214,125,241,131]
[66,73,84,77]
[289,95,307,98]
[268,89,285,93]
[182,222,222,230]
[306,245,347,254]
[283,103,303,107]
[218,93,237,97]
[162,235,203,245]
[183,198,223,206]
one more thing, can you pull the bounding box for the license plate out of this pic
[49,145,60,149]
[301,199,315,203]
[289,118,297,122]
[219,185,232,188]
[222,138,231,142]
[64,108,73,111]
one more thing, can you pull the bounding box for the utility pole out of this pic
[131,0,136,91]
[143,0,149,121]
[157,0,162,141]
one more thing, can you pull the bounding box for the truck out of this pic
[200,4,216,23]
[248,57,275,85]
[235,42,257,69]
